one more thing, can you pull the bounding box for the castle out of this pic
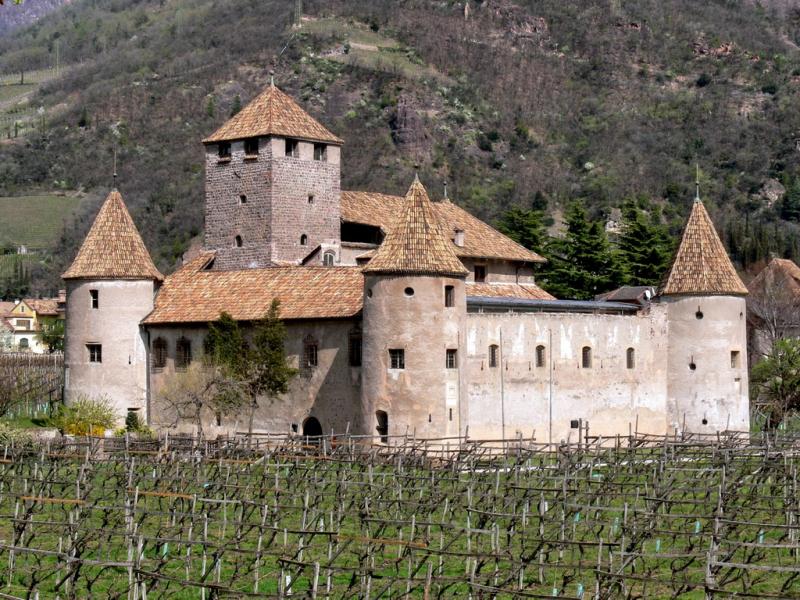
[62,83,750,441]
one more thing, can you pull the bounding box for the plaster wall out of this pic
[64,280,154,423]
[464,306,670,442]
[147,320,362,436]
[361,275,466,440]
[663,295,749,433]
[460,258,538,284]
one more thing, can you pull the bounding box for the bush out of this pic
[50,395,118,436]
[0,422,32,446]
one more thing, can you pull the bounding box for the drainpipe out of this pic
[548,327,553,444]
[499,327,505,442]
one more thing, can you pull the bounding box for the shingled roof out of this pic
[467,282,554,300]
[341,191,545,264]
[63,190,163,281]
[362,178,469,278]
[658,199,747,297]
[203,84,343,145]
[143,253,363,324]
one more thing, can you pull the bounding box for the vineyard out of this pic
[0,432,798,599]
[0,352,62,419]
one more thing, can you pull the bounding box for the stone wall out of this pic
[460,258,538,284]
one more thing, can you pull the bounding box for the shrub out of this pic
[50,395,118,436]
[0,422,32,446]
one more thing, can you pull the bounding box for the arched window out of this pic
[300,234,308,246]
[323,251,335,266]
[535,345,546,368]
[582,346,592,368]
[304,335,318,368]
[489,344,499,368]
[626,347,635,369]
[376,410,389,444]
[19,338,29,350]
[152,337,167,371]
[234,235,243,248]
[176,337,192,371]
[303,416,322,438]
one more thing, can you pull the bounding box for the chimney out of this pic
[454,228,465,247]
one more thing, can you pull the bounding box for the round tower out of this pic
[360,177,468,442]
[658,194,749,434]
[62,189,164,425]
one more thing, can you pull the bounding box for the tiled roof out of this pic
[63,190,164,281]
[25,299,59,316]
[658,200,747,296]
[203,84,343,145]
[362,178,469,278]
[143,253,363,325]
[0,301,14,318]
[467,282,554,300]
[341,191,545,264]
[748,258,800,296]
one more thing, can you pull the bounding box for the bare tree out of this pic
[747,265,800,359]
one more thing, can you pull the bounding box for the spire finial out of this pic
[443,180,448,200]
[413,164,420,184]
[694,163,701,203]
[270,70,275,87]
[112,147,118,190]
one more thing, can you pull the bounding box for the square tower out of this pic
[202,85,343,269]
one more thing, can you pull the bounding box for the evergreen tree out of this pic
[617,200,673,286]
[542,203,623,299]
[780,176,800,222]
[230,94,242,117]
[495,206,547,255]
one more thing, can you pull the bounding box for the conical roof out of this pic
[203,84,343,145]
[63,190,163,281]
[658,199,746,296]
[362,177,469,278]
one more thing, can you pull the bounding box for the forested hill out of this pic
[0,0,72,35]
[0,0,800,295]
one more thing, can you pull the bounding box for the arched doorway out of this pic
[303,416,323,438]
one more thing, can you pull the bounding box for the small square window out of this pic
[244,138,259,156]
[218,142,231,160]
[285,139,299,158]
[308,194,315,204]
[313,144,327,161]
[474,265,487,283]
[446,349,458,369]
[239,194,247,204]
[90,289,99,309]
[389,349,405,370]
[731,350,741,369]
[444,285,455,307]
[87,343,102,363]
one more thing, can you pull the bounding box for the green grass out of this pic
[299,17,400,49]
[0,195,81,250]
[0,83,35,104]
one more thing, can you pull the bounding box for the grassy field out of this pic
[0,194,81,250]
[0,435,798,598]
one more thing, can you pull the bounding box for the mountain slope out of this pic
[0,0,799,292]
[0,0,71,35]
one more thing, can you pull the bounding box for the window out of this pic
[308,194,315,204]
[90,289,99,309]
[731,350,741,369]
[152,337,167,371]
[376,411,388,444]
[323,251,335,267]
[300,234,308,246]
[285,138,299,158]
[175,338,192,371]
[239,194,247,204]
[348,329,362,367]
[19,338,29,350]
[389,349,405,370]
[474,265,487,283]
[404,287,414,297]
[218,142,231,160]
[244,138,259,156]
[87,343,102,363]
[446,349,458,369]
[304,335,318,368]
[314,143,327,161]
[535,345,546,368]
[489,344,499,368]
[234,235,243,248]
[16,319,31,330]
[444,285,455,307]
[626,347,635,369]
[582,346,592,368]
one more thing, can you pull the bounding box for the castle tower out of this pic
[63,190,163,423]
[202,83,343,269]
[361,177,469,441]
[658,195,750,433]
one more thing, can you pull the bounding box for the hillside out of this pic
[0,0,799,293]
[0,0,71,35]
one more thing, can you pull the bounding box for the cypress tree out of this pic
[495,206,547,255]
[617,200,673,286]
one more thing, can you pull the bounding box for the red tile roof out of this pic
[362,178,469,278]
[658,200,747,296]
[143,253,363,325]
[25,299,59,316]
[341,190,545,264]
[62,190,163,281]
[203,85,343,145]
[466,282,554,300]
